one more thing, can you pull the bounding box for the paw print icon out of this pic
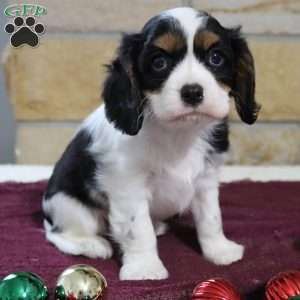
[5,16,45,48]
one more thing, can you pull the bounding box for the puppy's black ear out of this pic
[103,34,144,135]
[230,28,261,124]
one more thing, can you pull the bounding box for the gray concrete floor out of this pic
[0,0,16,163]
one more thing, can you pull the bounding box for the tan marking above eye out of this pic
[153,32,185,53]
[194,30,220,50]
[219,82,231,93]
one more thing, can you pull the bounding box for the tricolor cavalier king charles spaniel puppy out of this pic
[43,7,260,280]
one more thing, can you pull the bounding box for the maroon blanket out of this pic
[0,181,299,300]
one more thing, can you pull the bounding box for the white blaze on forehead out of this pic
[162,7,206,51]
[147,7,230,123]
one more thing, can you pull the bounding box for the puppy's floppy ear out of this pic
[102,34,145,135]
[230,28,261,124]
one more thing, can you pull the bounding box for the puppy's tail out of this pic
[44,219,113,259]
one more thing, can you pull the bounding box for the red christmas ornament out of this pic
[266,270,300,300]
[192,278,241,300]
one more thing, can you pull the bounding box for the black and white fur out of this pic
[43,7,260,280]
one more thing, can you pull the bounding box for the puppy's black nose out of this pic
[181,84,203,106]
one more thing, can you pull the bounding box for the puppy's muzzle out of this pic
[181,84,203,107]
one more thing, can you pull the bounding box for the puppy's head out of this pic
[103,7,260,135]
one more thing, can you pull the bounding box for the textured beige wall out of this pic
[4,38,116,120]
[8,0,300,34]
[3,0,300,165]
[15,123,300,165]
[5,38,300,121]
[16,124,76,164]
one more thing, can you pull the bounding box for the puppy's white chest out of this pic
[149,163,198,220]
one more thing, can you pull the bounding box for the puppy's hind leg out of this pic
[43,192,112,259]
[44,226,112,259]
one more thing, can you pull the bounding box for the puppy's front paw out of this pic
[202,237,244,265]
[120,256,168,280]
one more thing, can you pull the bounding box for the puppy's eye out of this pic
[151,56,168,72]
[208,50,225,67]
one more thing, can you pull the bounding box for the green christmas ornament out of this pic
[0,271,48,300]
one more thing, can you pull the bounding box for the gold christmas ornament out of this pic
[55,264,107,300]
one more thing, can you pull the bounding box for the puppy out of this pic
[43,7,260,280]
